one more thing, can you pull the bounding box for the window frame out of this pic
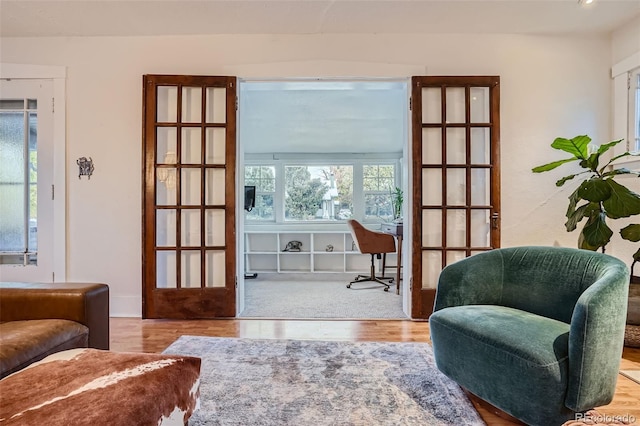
[362,163,398,222]
[629,67,640,152]
[0,64,67,282]
[0,98,39,265]
[244,165,276,222]
[244,155,401,225]
[612,53,640,169]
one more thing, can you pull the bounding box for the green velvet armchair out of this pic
[429,246,629,426]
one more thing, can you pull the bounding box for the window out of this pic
[0,69,63,283]
[363,164,396,221]
[284,165,353,221]
[630,67,640,151]
[244,166,275,221]
[244,160,397,224]
[0,98,38,265]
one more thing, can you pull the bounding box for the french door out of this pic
[411,76,501,319]
[142,75,237,319]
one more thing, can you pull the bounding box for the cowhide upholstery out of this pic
[0,349,201,426]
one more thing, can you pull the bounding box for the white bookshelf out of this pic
[245,230,397,274]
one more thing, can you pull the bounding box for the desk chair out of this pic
[346,219,396,291]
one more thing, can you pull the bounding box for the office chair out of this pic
[346,219,396,291]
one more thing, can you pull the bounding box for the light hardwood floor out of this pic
[111,318,640,426]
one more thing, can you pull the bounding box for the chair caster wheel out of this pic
[384,287,389,292]
[347,284,351,289]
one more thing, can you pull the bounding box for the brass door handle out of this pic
[491,212,499,230]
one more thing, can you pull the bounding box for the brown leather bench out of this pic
[0,282,109,378]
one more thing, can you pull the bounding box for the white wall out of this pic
[608,16,640,269]
[0,33,613,316]
[611,15,640,65]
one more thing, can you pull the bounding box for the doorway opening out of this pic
[237,78,410,319]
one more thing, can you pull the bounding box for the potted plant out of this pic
[532,135,640,252]
[390,186,403,223]
[621,224,640,262]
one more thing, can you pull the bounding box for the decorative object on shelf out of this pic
[326,244,334,252]
[352,241,356,251]
[283,240,302,252]
[76,157,94,180]
[390,186,403,223]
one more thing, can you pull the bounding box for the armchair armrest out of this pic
[0,282,109,350]
[566,266,629,411]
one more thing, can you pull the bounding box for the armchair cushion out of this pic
[430,305,573,425]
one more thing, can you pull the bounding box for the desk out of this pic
[380,222,403,295]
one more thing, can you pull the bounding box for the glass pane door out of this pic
[0,79,54,282]
[411,76,500,319]
[143,75,236,319]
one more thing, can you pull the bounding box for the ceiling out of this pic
[240,81,407,154]
[1,0,639,38]
[2,1,636,155]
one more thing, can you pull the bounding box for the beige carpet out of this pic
[240,273,407,319]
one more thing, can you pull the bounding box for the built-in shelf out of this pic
[245,230,397,274]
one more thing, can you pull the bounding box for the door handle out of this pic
[491,212,499,230]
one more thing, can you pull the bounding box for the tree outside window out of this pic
[330,166,353,219]
[284,165,353,221]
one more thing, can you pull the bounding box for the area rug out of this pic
[163,336,485,426]
[620,370,640,385]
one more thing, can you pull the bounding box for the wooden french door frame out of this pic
[142,75,237,319]
[410,76,501,319]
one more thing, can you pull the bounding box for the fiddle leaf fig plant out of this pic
[621,224,640,261]
[532,135,640,252]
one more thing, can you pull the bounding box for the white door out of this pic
[0,79,55,282]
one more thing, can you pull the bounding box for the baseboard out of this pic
[109,295,141,317]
